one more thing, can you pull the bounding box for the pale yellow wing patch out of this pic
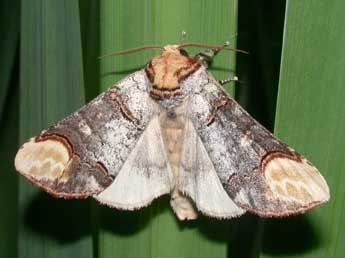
[15,138,71,183]
[264,157,330,205]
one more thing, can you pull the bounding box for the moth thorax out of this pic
[145,51,200,93]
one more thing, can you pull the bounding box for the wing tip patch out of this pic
[14,135,98,198]
[15,136,71,180]
[262,152,330,212]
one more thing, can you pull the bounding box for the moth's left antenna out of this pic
[99,46,164,59]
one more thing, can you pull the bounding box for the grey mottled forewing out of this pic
[15,70,158,198]
[182,67,330,217]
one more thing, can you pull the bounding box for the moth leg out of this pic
[218,75,238,86]
[195,41,230,67]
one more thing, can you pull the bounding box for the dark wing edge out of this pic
[184,67,330,217]
[15,70,156,199]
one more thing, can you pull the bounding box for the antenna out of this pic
[99,46,164,59]
[178,43,249,54]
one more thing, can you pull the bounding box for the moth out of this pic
[15,39,330,220]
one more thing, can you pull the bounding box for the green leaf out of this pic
[262,1,345,258]
[19,1,92,258]
[98,1,238,258]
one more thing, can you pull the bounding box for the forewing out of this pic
[15,70,158,198]
[183,68,330,217]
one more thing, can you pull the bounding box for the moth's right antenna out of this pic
[180,42,249,54]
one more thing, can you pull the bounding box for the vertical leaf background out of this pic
[0,0,344,258]
[19,1,92,258]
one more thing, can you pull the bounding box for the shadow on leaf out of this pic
[24,192,91,244]
[227,213,263,258]
[98,203,152,236]
[262,215,321,255]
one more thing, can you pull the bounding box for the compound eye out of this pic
[179,48,189,56]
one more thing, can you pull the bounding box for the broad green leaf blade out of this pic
[0,0,19,120]
[19,1,92,258]
[99,1,238,258]
[262,1,345,258]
